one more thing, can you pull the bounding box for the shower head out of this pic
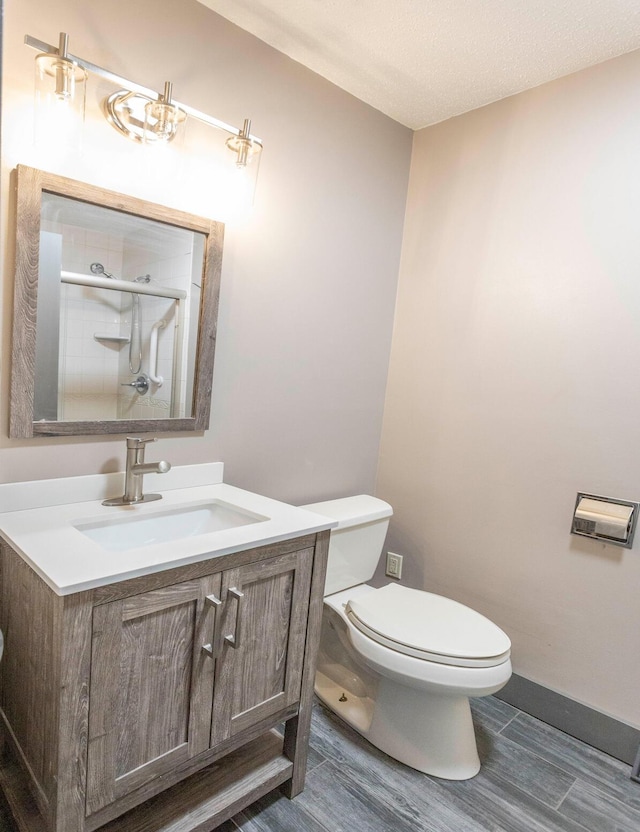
[134,274,151,283]
[90,262,115,279]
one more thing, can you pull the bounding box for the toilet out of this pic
[303,495,511,780]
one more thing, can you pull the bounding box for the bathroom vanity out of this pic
[0,465,334,832]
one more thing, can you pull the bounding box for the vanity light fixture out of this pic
[35,32,87,103]
[33,33,88,147]
[226,118,261,168]
[143,82,186,145]
[26,32,262,170]
[105,81,187,146]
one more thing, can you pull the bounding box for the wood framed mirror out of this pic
[9,165,224,438]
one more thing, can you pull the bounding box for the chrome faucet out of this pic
[103,437,171,506]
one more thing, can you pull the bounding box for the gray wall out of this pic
[376,49,640,729]
[0,0,412,501]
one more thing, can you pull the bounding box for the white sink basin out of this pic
[0,473,336,595]
[73,500,269,552]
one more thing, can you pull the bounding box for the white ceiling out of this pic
[197,0,640,129]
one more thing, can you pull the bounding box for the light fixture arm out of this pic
[161,81,173,104]
[238,119,252,167]
[58,32,69,59]
[49,32,78,101]
[24,33,263,149]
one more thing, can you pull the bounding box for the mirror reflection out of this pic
[37,194,203,422]
[10,166,223,438]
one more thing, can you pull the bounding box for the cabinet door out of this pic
[210,548,313,746]
[86,574,222,815]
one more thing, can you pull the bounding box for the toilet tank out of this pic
[301,495,393,596]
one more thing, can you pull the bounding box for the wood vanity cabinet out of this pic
[0,531,329,832]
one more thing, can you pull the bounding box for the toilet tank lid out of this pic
[300,495,392,530]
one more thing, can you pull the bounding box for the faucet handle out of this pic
[126,436,157,448]
[121,374,150,395]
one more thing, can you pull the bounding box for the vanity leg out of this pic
[52,594,93,832]
[282,531,329,798]
[282,713,307,799]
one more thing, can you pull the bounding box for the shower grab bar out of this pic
[61,271,186,300]
[149,321,167,386]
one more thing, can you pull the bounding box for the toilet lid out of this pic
[345,584,511,668]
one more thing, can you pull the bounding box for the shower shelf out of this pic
[94,334,130,345]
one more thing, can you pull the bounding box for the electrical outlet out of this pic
[385,552,403,580]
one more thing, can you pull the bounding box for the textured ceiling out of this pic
[197,0,640,129]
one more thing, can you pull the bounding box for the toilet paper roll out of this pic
[574,497,633,541]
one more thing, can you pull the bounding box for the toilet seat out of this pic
[345,584,511,668]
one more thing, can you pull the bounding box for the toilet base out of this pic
[368,679,480,779]
[315,670,481,780]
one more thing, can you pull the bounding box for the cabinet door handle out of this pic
[202,593,222,659]
[224,587,244,649]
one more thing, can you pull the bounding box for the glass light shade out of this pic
[218,141,262,222]
[222,125,262,221]
[225,133,262,170]
[143,99,186,145]
[34,53,87,151]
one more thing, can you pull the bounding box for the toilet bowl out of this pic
[303,495,512,780]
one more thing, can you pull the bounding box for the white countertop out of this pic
[0,466,335,596]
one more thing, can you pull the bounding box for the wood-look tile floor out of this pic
[1,696,638,831]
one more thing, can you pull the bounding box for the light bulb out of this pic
[143,82,186,145]
[34,51,87,153]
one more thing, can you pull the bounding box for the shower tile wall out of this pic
[117,243,195,420]
[41,216,197,423]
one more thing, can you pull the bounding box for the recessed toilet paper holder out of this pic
[571,493,639,549]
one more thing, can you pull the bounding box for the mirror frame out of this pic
[9,165,224,438]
